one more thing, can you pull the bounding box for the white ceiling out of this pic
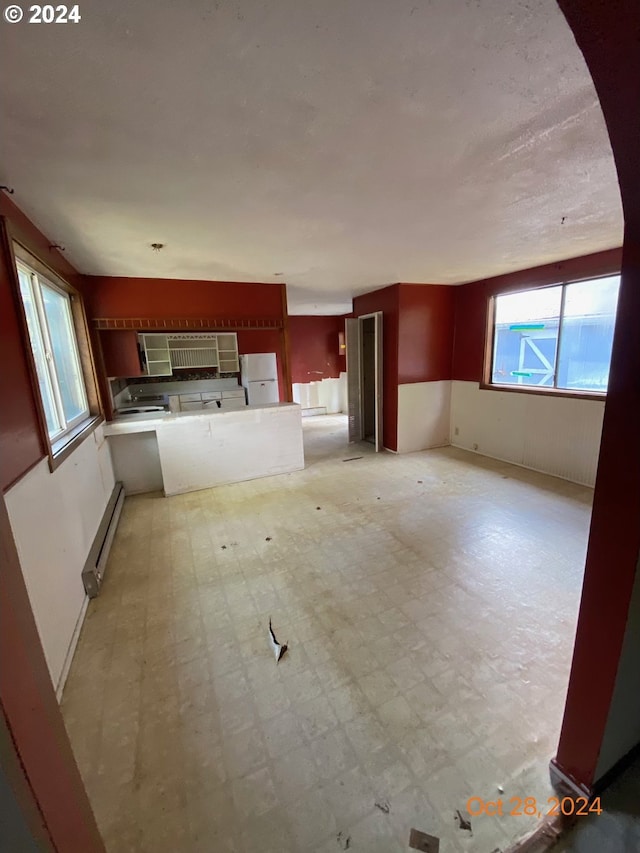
[0,0,622,314]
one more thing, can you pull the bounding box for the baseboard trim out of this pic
[449,441,596,488]
[55,594,88,702]
[549,757,593,798]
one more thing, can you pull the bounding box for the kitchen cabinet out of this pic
[100,332,243,378]
[167,389,246,413]
[101,330,144,378]
[140,334,172,376]
[216,333,240,373]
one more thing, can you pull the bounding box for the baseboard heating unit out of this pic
[81,481,125,598]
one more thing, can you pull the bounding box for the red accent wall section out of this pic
[452,248,623,383]
[288,316,343,385]
[85,276,290,404]
[353,285,400,452]
[0,195,85,492]
[85,276,284,320]
[553,0,640,791]
[397,284,455,384]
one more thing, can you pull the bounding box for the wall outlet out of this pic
[454,426,459,436]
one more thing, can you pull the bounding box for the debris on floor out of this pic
[221,545,227,550]
[417,480,423,484]
[316,506,322,510]
[268,618,288,662]
[409,828,440,852]
[343,456,363,462]
[455,809,472,833]
[374,799,390,814]
[265,536,272,541]
[336,830,351,849]
[497,784,505,793]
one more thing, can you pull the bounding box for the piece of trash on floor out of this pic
[268,618,288,662]
[377,496,381,500]
[336,830,351,849]
[409,828,440,852]
[455,810,472,833]
[374,799,390,814]
[343,456,363,462]
[221,545,227,550]
[316,506,322,510]
[417,480,423,484]
[265,536,272,541]
[497,784,504,793]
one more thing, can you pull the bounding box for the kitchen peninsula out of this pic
[104,403,304,496]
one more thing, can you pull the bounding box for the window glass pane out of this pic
[557,276,620,392]
[40,283,88,423]
[17,269,62,436]
[492,286,562,387]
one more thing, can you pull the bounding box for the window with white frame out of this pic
[490,275,621,393]
[17,259,90,440]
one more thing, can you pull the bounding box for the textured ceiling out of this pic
[0,0,623,314]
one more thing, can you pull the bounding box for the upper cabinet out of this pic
[137,332,239,376]
[139,333,172,376]
[101,330,144,377]
[216,333,240,373]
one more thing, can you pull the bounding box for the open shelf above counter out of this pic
[138,332,240,376]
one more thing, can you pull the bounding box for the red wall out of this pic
[452,248,623,383]
[85,276,284,320]
[86,276,290,404]
[288,316,344,385]
[0,196,85,492]
[353,285,400,452]
[554,0,640,791]
[397,284,455,384]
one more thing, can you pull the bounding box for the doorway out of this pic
[346,312,383,451]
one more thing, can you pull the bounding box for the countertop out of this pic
[103,402,301,435]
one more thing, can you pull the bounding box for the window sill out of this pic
[479,382,607,402]
[49,415,104,472]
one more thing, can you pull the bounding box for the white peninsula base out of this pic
[104,403,304,496]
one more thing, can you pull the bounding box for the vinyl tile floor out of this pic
[61,415,594,852]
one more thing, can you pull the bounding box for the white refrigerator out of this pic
[240,353,280,405]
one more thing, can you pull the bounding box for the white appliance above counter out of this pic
[240,352,279,406]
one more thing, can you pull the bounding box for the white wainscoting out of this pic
[450,380,605,486]
[5,426,115,694]
[293,374,347,414]
[397,381,452,453]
